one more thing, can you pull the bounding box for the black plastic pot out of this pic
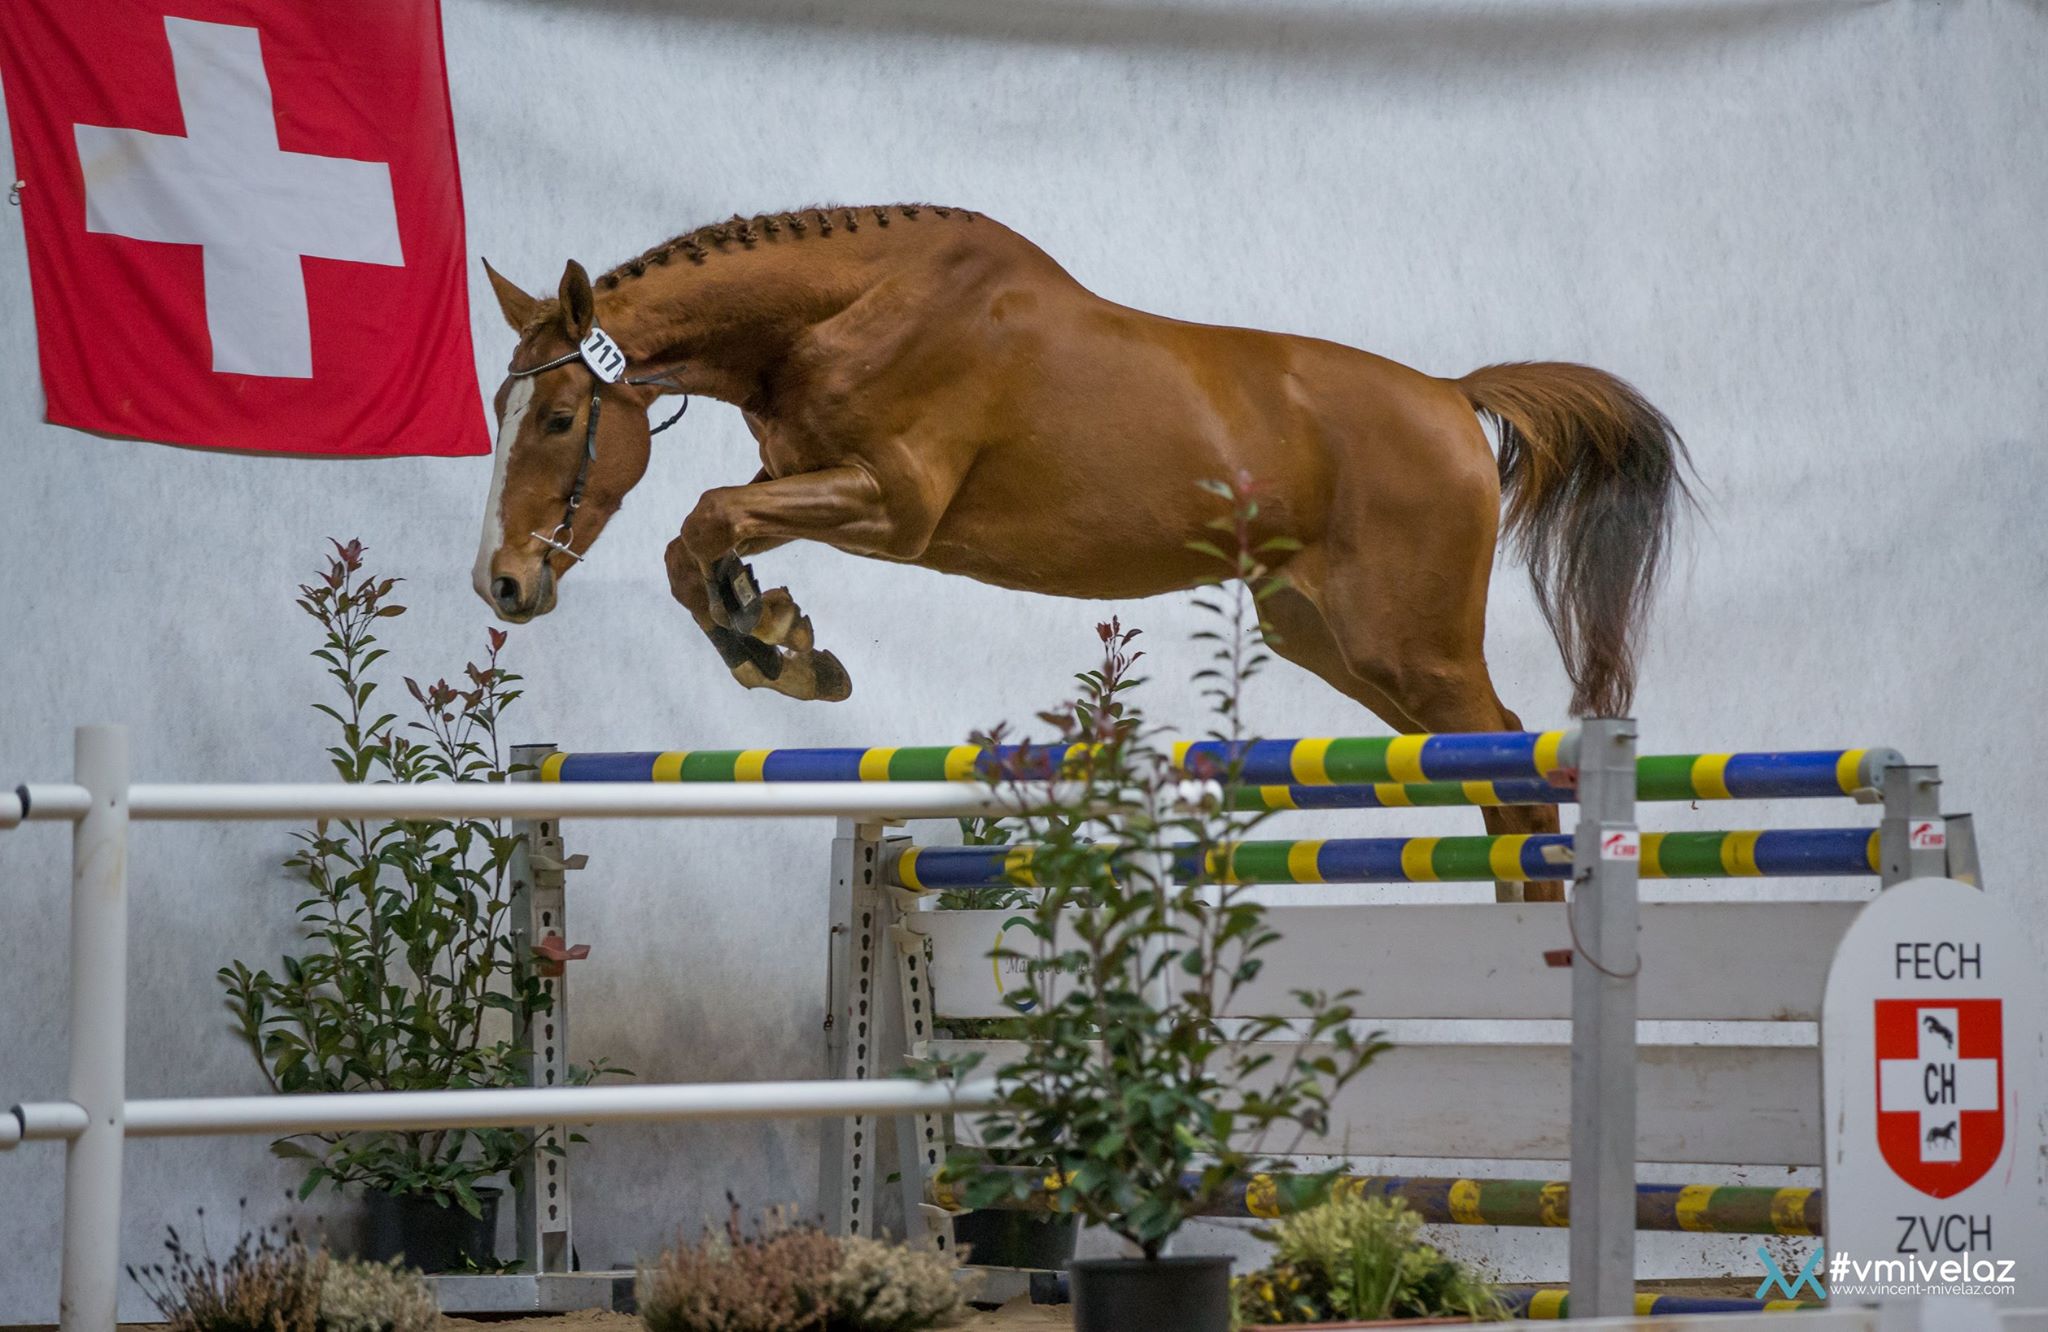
[1070,1255,1232,1332]
[362,1187,499,1273]
[951,1210,1079,1269]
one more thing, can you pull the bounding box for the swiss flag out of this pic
[1874,997,2005,1198]
[0,0,486,456]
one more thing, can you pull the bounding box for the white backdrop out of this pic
[3,0,2045,1319]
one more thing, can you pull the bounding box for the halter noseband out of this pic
[507,326,689,565]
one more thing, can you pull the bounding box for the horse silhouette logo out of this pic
[1922,1013,1956,1049]
[1926,1120,1958,1146]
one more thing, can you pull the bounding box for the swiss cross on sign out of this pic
[1874,998,2004,1196]
[0,0,486,456]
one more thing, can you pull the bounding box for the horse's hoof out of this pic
[812,650,852,702]
[710,625,782,681]
[752,588,802,647]
[710,553,764,635]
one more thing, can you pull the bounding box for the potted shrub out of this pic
[940,478,1386,1332]
[1232,1193,1508,1325]
[218,540,617,1271]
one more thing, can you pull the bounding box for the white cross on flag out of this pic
[1873,997,2005,1196]
[0,0,485,455]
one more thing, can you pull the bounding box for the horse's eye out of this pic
[544,413,576,434]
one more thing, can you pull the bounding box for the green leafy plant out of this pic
[938,473,1387,1258]
[1232,1193,1508,1324]
[219,539,617,1218]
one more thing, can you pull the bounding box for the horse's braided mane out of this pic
[512,204,975,339]
[592,202,975,291]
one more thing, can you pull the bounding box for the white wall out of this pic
[3,0,2045,1319]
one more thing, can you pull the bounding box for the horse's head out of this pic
[473,258,667,622]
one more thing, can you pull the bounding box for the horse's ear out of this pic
[558,260,596,341]
[482,258,539,331]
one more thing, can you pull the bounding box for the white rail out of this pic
[3,779,1069,827]
[6,1079,998,1142]
[0,727,1040,1331]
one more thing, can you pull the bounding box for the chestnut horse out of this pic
[473,205,1690,901]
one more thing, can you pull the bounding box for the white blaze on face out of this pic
[472,375,535,601]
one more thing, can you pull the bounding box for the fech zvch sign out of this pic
[1822,877,2047,1305]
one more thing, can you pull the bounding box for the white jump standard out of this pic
[1,721,2007,1326]
[530,723,1987,1320]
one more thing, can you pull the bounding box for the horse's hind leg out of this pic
[1289,433,1567,903]
[1262,583,1424,737]
[1352,645,1562,903]
[1253,561,1556,901]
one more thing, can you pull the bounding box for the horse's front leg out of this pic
[696,469,795,637]
[674,465,920,702]
[664,535,802,693]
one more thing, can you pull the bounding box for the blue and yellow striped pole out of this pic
[1172,731,1574,785]
[1504,1288,1824,1318]
[888,828,1880,890]
[539,734,1575,786]
[1029,1277,1822,1315]
[1236,745,1897,808]
[540,741,1899,803]
[943,1169,1824,1235]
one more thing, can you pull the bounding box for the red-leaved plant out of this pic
[219,539,617,1219]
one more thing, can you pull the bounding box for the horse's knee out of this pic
[665,537,713,616]
[679,489,741,563]
[1342,648,1479,718]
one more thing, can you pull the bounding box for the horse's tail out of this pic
[1457,361,1694,718]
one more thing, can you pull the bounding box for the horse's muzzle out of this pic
[487,562,556,623]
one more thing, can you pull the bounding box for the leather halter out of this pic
[507,326,688,564]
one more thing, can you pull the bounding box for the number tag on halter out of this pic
[578,327,627,383]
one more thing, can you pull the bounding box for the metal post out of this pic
[1942,812,1981,887]
[509,744,573,1274]
[1878,764,1945,887]
[60,725,129,1332]
[882,859,949,1249]
[819,819,885,1236]
[1567,717,1639,1321]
